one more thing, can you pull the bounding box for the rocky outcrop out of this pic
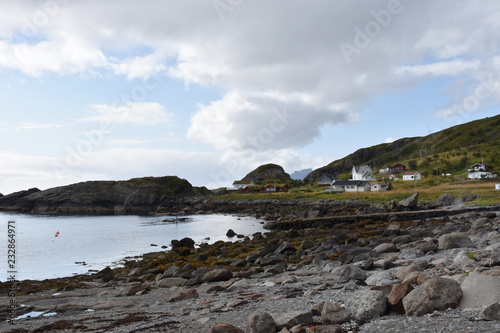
[240,163,291,183]
[0,176,208,215]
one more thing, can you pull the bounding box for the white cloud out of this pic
[0,0,499,151]
[384,137,396,143]
[15,122,62,131]
[395,60,481,77]
[79,102,172,125]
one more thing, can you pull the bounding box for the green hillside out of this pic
[305,114,500,182]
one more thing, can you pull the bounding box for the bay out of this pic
[0,213,264,281]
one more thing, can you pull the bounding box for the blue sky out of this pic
[0,0,499,194]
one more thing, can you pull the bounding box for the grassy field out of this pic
[217,179,500,205]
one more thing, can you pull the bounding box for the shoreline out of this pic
[1,196,500,332]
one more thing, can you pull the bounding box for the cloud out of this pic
[0,0,499,149]
[15,122,62,131]
[79,102,172,125]
[395,60,481,77]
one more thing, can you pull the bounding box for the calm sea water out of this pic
[0,213,264,281]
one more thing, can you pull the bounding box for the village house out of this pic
[232,180,256,189]
[379,163,407,175]
[467,163,497,179]
[370,183,388,191]
[352,165,375,181]
[403,172,421,181]
[329,180,370,193]
[316,175,333,186]
[382,174,399,181]
[259,184,289,193]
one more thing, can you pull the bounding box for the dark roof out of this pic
[332,180,369,186]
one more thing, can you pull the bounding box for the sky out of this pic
[0,0,499,194]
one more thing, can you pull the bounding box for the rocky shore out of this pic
[1,196,500,332]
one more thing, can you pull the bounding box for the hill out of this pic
[305,114,500,182]
[0,176,210,215]
[241,163,292,184]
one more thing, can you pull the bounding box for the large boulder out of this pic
[202,269,233,283]
[460,272,500,309]
[345,290,387,323]
[435,193,455,206]
[271,311,313,330]
[398,193,419,209]
[438,232,474,250]
[403,277,463,316]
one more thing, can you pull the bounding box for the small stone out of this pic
[226,229,237,237]
[478,302,500,321]
[247,312,277,333]
[438,232,474,250]
[209,322,244,333]
[168,288,199,302]
[321,301,351,324]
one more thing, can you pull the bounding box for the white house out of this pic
[370,183,388,191]
[468,171,497,179]
[330,180,371,192]
[467,163,496,179]
[402,172,421,181]
[232,180,256,189]
[352,165,375,181]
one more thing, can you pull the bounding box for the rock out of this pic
[373,243,398,255]
[124,283,149,296]
[399,248,425,260]
[436,193,455,206]
[321,301,351,325]
[478,302,500,321]
[305,325,342,333]
[398,193,419,209]
[392,235,412,245]
[388,281,414,314]
[462,193,478,202]
[272,311,313,330]
[438,232,474,250]
[365,271,397,286]
[156,277,188,288]
[127,268,140,276]
[171,237,195,249]
[265,262,287,275]
[247,312,277,333]
[168,288,199,302]
[209,322,244,333]
[460,272,500,309]
[202,269,233,283]
[346,290,387,323]
[163,265,181,277]
[226,229,237,237]
[402,271,428,285]
[395,265,423,281]
[275,241,296,254]
[339,265,367,282]
[403,277,463,316]
[300,240,314,250]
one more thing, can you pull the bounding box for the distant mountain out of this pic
[241,163,292,184]
[305,115,500,182]
[290,168,313,180]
